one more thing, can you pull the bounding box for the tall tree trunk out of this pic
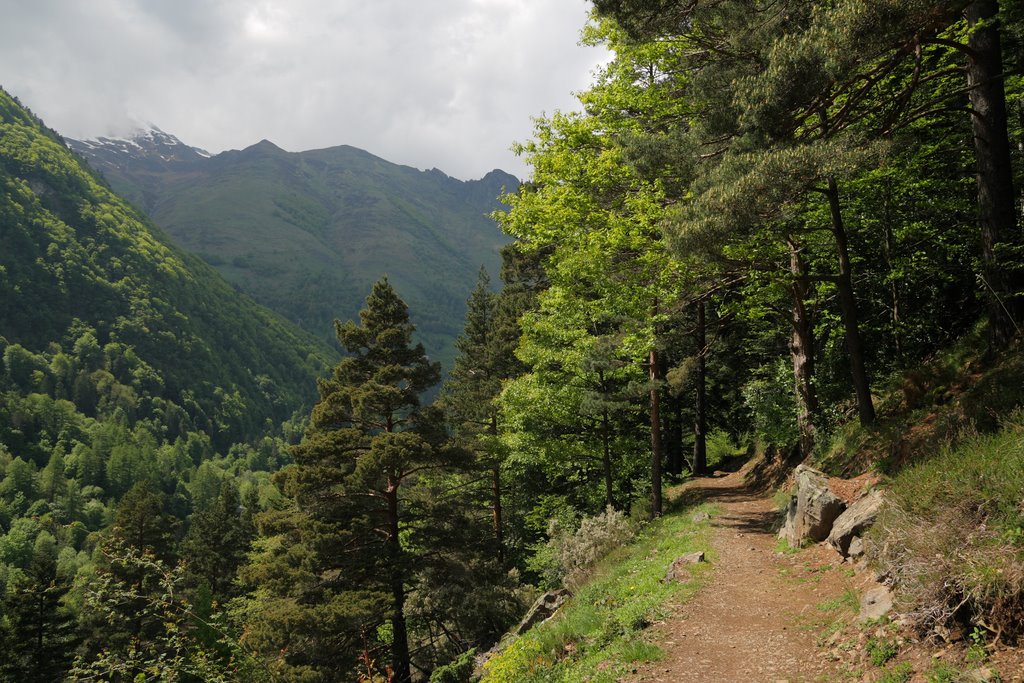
[967,0,1022,347]
[788,238,819,457]
[881,205,904,358]
[649,347,663,517]
[693,299,708,475]
[602,407,614,508]
[666,393,684,476]
[386,486,411,683]
[825,176,876,425]
[490,414,504,564]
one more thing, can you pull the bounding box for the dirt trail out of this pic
[628,468,861,683]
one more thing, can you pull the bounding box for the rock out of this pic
[858,586,893,622]
[968,667,996,682]
[778,465,847,547]
[691,511,711,523]
[828,489,885,557]
[663,552,706,583]
[515,588,571,635]
[847,536,865,558]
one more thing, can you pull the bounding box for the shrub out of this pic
[429,649,476,683]
[548,506,636,590]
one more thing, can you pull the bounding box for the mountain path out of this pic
[627,469,863,683]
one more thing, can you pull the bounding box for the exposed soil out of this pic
[625,467,866,683]
[624,465,1024,683]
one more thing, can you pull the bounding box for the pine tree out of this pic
[243,277,458,682]
[0,542,78,681]
[180,478,253,599]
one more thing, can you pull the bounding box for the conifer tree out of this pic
[443,269,509,561]
[0,542,78,681]
[243,277,455,682]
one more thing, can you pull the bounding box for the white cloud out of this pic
[0,0,608,179]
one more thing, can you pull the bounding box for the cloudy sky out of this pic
[0,0,608,180]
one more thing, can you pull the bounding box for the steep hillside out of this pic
[0,88,334,447]
[68,130,518,367]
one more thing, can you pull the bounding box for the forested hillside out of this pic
[0,87,337,679]
[68,130,517,367]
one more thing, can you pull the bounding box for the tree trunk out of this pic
[386,486,411,683]
[602,408,614,508]
[649,347,663,517]
[825,176,876,425]
[490,414,504,564]
[788,239,819,457]
[666,393,684,476]
[967,0,1022,347]
[881,208,904,358]
[693,300,708,475]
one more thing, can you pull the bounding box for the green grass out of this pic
[866,636,899,666]
[480,503,715,683]
[877,661,913,683]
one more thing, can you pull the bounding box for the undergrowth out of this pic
[873,408,1024,638]
[480,503,714,683]
[817,329,1024,476]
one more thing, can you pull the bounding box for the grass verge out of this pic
[480,503,715,682]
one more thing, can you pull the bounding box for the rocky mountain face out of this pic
[68,130,518,368]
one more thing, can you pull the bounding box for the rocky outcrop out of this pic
[859,586,893,622]
[778,465,847,547]
[663,552,706,583]
[827,489,885,557]
[515,588,571,635]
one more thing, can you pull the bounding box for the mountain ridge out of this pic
[67,129,519,367]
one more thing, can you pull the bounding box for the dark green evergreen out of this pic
[243,278,464,682]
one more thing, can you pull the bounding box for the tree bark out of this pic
[693,299,708,475]
[966,0,1022,347]
[649,347,663,517]
[386,486,411,683]
[602,407,614,508]
[490,414,504,564]
[825,176,876,425]
[788,239,819,457]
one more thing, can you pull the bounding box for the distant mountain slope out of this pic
[0,88,334,446]
[67,130,518,368]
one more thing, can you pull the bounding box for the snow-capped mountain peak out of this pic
[67,126,211,166]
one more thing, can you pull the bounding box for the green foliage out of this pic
[866,635,899,666]
[70,543,267,683]
[0,87,333,452]
[877,661,914,683]
[429,648,476,683]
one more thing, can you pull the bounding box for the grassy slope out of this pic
[812,329,1024,643]
[481,502,715,683]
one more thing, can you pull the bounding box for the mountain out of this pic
[67,130,518,368]
[0,88,334,448]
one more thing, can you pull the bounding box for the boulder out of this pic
[663,552,706,583]
[778,465,847,547]
[515,588,571,635]
[859,586,893,622]
[828,489,885,557]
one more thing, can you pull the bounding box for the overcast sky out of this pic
[0,0,608,180]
